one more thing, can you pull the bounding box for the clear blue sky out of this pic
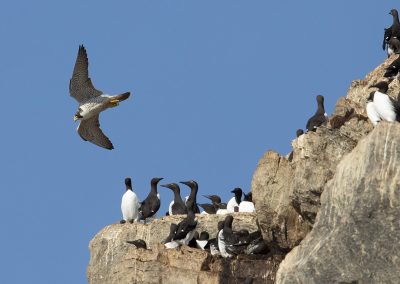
[0,1,396,283]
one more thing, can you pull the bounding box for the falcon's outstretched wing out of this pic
[77,115,114,150]
[69,45,102,103]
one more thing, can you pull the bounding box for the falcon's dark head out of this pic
[73,109,83,121]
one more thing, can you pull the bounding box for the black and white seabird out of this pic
[366,82,398,126]
[227,188,242,213]
[198,203,217,214]
[306,95,328,132]
[383,10,400,56]
[126,239,147,249]
[203,195,227,209]
[209,220,225,256]
[296,129,304,137]
[120,178,139,224]
[163,223,180,249]
[139,177,163,221]
[172,200,198,246]
[180,180,200,214]
[239,192,255,213]
[384,56,400,78]
[218,215,249,258]
[161,183,187,215]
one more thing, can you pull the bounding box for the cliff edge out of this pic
[88,55,400,283]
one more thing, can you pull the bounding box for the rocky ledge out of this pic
[88,55,400,283]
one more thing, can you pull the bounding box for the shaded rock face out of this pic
[277,122,400,283]
[87,213,282,284]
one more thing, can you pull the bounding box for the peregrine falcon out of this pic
[69,45,131,150]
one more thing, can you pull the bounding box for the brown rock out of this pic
[277,122,400,283]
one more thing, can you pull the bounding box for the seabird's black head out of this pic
[180,180,198,189]
[125,178,132,190]
[160,183,180,193]
[151,177,164,185]
[367,92,375,102]
[243,192,252,202]
[316,95,324,105]
[224,215,234,229]
[390,9,398,17]
[231,188,242,195]
[203,195,221,204]
[192,231,200,240]
[296,129,304,138]
[199,231,209,241]
[369,81,389,93]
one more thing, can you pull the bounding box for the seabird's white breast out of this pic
[227,197,239,213]
[168,200,174,215]
[366,102,381,126]
[217,230,232,258]
[239,201,255,213]
[216,209,228,215]
[374,91,396,122]
[121,190,139,221]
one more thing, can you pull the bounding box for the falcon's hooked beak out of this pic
[73,114,82,121]
[109,99,120,107]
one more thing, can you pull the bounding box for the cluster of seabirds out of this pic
[68,9,400,259]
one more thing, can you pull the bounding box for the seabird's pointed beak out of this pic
[160,184,170,189]
[180,181,190,186]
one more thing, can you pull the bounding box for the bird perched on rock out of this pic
[180,180,200,213]
[366,81,398,126]
[126,239,147,249]
[383,10,400,56]
[218,215,246,258]
[172,200,198,246]
[227,188,243,213]
[209,221,225,256]
[198,203,217,214]
[120,178,139,224]
[384,56,400,78]
[239,192,255,213]
[306,95,328,132]
[139,177,163,221]
[69,45,131,150]
[163,223,179,249]
[161,183,187,215]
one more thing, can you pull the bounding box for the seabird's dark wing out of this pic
[77,115,114,150]
[69,45,103,103]
[383,28,392,50]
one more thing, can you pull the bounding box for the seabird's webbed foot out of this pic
[129,219,134,224]
[120,220,126,224]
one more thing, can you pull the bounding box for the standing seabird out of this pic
[126,239,147,249]
[164,223,180,249]
[209,220,225,256]
[69,45,131,150]
[172,200,198,245]
[306,95,328,132]
[203,195,227,209]
[384,56,400,78]
[227,188,243,213]
[180,180,200,213]
[120,178,139,224]
[161,183,187,215]
[366,82,398,125]
[218,215,248,258]
[239,192,255,213]
[139,177,163,221]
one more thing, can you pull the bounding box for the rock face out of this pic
[88,55,400,283]
[87,213,283,284]
[277,122,400,283]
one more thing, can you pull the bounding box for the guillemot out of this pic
[161,183,187,215]
[139,177,163,221]
[120,178,139,224]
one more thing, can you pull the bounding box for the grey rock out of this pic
[277,122,400,284]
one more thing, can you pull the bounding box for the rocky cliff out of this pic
[88,55,400,283]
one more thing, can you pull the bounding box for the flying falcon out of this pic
[69,45,131,150]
